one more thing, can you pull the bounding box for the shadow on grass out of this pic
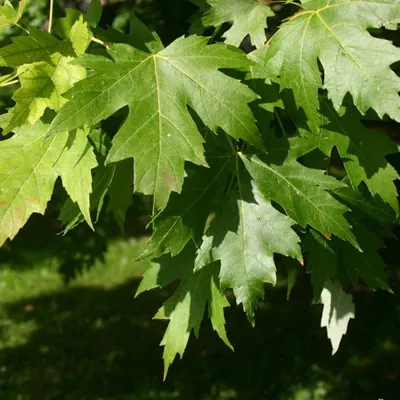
[0,275,399,400]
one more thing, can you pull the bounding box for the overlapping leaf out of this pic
[196,166,302,322]
[0,0,26,31]
[137,245,232,378]
[240,148,358,248]
[267,0,400,129]
[46,36,262,210]
[141,157,232,260]
[0,28,73,67]
[4,50,86,133]
[306,226,390,301]
[202,0,273,48]
[300,101,399,213]
[0,122,97,245]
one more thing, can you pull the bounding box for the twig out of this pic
[48,0,54,33]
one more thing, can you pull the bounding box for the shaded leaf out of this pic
[300,101,399,213]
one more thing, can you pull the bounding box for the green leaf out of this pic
[0,28,73,67]
[0,0,26,30]
[340,226,390,290]
[267,0,400,128]
[107,159,133,230]
[305,230,338,301]
[60,163,115,232]
[138,245,232,378]
[5,51,86,133]
[129,13,164,54]
[69,15,91,55]
[241,151,359,248]
[318,280,355,355]
[0,122,96,245]
[333,185,395,223]
[47,36,262,210]
[300,101,399,213]
[306,226,390,300]
[196,165,302,322]
[141,156,232,260]
[55,127,98,229]
[86,0,102,27]
[202,0,273,48]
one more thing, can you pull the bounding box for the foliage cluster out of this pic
[0,0,399,376]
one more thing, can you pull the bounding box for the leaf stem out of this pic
[0,79,19,87]
[91,36,110,49]
[224,133,238,155]
[48,0,54,33]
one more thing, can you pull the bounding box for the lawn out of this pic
[0,225,399,399]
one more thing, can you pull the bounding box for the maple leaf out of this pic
[267,0,400,129]
[306,226,390,301]
[240,148,359,248]
[196,165,302,322]
[0,27,74,67]
[0,0,26,31]
[4,50,86,133]
[69,16,92,55]
[305,230,338,301]
[141,156,232,260]
[46,36,262,210]
[202,0,273,48]
[319,280,355,355]
[0,122,97,245]
[60,163,115,233]
[137,245,232,378]
[86,0,102,27]
[107,159,133,230]
[333,185,395,223]
[55,127,98,230]
[300,100,399,214]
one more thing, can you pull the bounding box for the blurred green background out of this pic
[0,1,399,399]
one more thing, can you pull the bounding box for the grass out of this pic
[0,233,399,400]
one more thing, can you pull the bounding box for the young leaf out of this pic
[241,153,359,248]
[196,166,302,322]
[0,0,27,30]
[202,0,273,48]
[46,36,262,210]
[319,280,355,355]
[4,51,86,133]
[267,0,400,128]
[69,15,91,55]
[0,122,96,245]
